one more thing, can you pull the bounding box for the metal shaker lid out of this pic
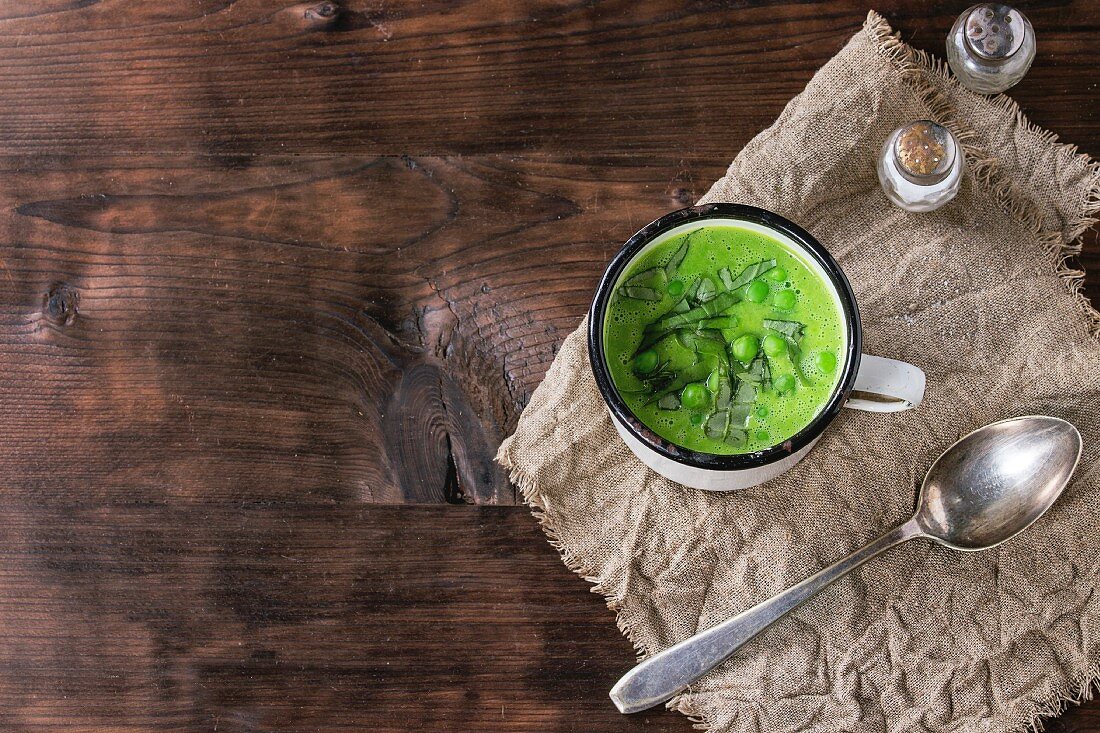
[893,121,957,185]
[964,4,1027,60]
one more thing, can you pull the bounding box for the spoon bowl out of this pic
[915,416,1082,551]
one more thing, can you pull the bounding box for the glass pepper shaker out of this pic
[876,121,964,213]
[946,3,1035,94]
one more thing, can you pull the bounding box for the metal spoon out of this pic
[610,415,1082,714]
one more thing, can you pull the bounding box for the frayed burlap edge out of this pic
[500,11,1100,733]
[865,10,1100,340]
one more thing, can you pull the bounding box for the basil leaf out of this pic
[742,353,769,385]
[704,373,734,440]
[665,236,691,277]
[700,290,740,317]
[694,276,718,303]
[725,429,748,446]
[704,412,728,440]
[625,267,666,289]
[637,292,741,353]
[644,363,711,405]
[657,393,681,411]
[734,380,757,405]
[622,285,661,301]
[718,266,735,290]
[697,315,738,330]
[763,319,805,343]
[729,404,753,429]
[715,378,732,410]
[728,259,778,290]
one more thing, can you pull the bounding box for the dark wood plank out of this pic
[0,503,693,732]
[0,153,726,506]
[0,503,1095,732]
[0,1,1092,157]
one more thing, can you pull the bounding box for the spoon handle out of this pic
[610,518,923,714]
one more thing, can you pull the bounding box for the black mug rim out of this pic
[588,203,863,471]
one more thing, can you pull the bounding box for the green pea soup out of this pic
[603,223,847,455]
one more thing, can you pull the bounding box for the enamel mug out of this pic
[588,204,925,491]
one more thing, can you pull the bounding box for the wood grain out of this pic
[0,504,693,732]
[0,153,726,506]
[0,0,1096,731]
[0,504,1093,732]
[0,1,1092,157]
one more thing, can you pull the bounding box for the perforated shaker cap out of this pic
[964,4,1027,60]
[893,121,957,185]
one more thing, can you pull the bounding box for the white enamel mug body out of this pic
[588,204,925,492]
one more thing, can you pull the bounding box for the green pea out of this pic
[706,370,721,392]
[633,349,658,374]
[690,413,705,427]
[773,289,797,310]
[667,279,685,298]
[766,267,787,282]
[774,373,796,394]
[762,333,787,358]
[755,405,769,418]
[816,350,837,373]
[731,334,760,364]
[755,429,770,442]
[745,279,769,303]
[681,382,708,409]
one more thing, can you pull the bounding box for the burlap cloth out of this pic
[497,12,1100,733]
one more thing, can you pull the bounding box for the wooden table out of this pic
[0,2,1095,731]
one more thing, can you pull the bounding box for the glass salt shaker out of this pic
[946,3,1035,94]
[876,121,964,213]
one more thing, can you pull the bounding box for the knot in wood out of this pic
[304,1,340,22]
[44,283,78,326]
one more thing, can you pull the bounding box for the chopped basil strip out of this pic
[715,376,732,410]
[741,353,770,387]
[725,429,747,446]
[657,393,681,410]
[718,266,735,290]
[763,319,805,342]
[625,267,666,289]
[636,292,741,353]
[728,259,778,290]
[622,285,661,301]
[728,404,753,429]
[702,374,735,441]
[665,236,691,277]
[694,276,718,303]
[697,315,738,330]
[697,290,739,317]
[704,412,728,440]
[645,363,711,405]
[734,380,757,406]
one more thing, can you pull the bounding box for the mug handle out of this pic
[845,354,926,413]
